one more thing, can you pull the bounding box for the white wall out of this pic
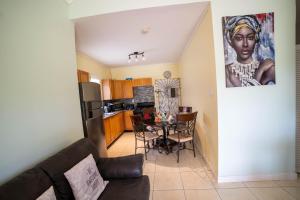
[110,63,179,80]
[0,0,83,184]
[211,0,296,181]
[179,6,218,175]
[77,51,112,80]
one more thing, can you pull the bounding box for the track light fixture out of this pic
[128,51,146,63]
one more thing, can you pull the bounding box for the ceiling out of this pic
[74,2,209,67]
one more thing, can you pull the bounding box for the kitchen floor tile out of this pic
[144,160,156,173]
[144,172,154,191]
[181,171,213,189]
[282,187,300,199]
[153,190,185,200]
[275,180,300,187]
[249,187,295,200]
[185,189,221,200]
[244,180,278,188]
[217,188,257,200]
[213,181,245,189]
[154,172,183,190]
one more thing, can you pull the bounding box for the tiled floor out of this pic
[107,132,300,200]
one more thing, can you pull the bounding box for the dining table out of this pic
[145,120,176,154]
[144,112,192,154]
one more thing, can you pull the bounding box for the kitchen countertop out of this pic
[103,110,133,119]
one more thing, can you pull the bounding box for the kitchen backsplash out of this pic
[133,86,154,103]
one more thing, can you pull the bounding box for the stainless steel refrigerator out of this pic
[78,82,107,157]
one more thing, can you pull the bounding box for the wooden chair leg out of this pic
[177,142,180,163]
[192,140,196,157]
[135,138,137,155]
[144,140,147,160]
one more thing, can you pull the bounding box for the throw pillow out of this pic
[64,154,108,200]
[36,186,56,200]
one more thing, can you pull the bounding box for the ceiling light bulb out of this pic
[128,56,131,63]
[135,55,138,62]
[142,54,146,61]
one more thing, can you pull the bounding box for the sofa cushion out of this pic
[97,154,144,180]
[36,186,57,200]
[98,176,150,200]
[0,168,52,200]
[64,154,108,200]
[39,138,99,200]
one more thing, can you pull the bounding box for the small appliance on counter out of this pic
[124,103,135,110]
[107,101,124,112]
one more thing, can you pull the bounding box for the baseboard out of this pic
[218,172,298,183]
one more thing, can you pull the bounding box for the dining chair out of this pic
[178,106,192,113]
[130,115,160,160]
[168,112,198,163]
[142,107,156,124]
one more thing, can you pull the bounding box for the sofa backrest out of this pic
[0,138,99,200]
[38,138,99,200]
[0,168,52,200]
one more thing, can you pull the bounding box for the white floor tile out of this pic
[283,187,300,200]
[181,171,213,189]
[213,181,245,189]
[244,181,279,188]
[153,190,185,200]
[154,172,183,190]
[217,188,257,200]
[185,189,221,200]
[249,187,295,200]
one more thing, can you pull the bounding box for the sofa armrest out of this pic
[97,154,144,180]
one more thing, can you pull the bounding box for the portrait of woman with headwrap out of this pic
[222,13,275,87]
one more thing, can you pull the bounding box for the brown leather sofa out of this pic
[0,138,150,200]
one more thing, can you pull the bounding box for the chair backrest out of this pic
[179,106,192,113]
[130,115,145,132]
[142,107,156,114]
[176,112,198,136]
[142,107,156,124]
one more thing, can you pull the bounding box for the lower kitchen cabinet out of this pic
[124,110,133,131]
[104,111,125,147]
[104,118,112,146]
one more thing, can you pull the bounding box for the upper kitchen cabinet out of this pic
[102,78,152,100]
[102,79,113,100]
[132,78,152,87]
[112,80,123,99]
[77,70,89,83]
[122,80,133,99]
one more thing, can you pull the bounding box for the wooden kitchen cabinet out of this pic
[104,112,125,147]
[115,112,125,136]
[124,110,134,131]
[77,70,89,83]
[104,118,112,146]
[122,80,133,99]
[102,78,152,100]
[132,78,152,87]
[110,114,118,141]
[102,79,113,100]
[112,80,123,99]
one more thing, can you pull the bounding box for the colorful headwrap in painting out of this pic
[224,15,261,45]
